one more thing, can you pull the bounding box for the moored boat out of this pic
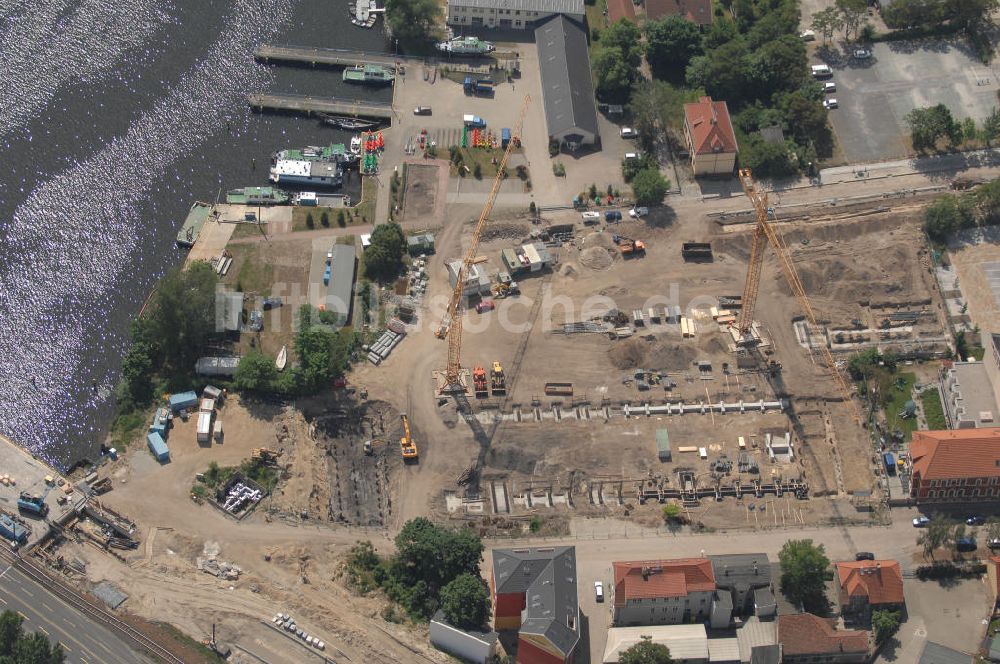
[342,64,394,85]
[276,346,287,371]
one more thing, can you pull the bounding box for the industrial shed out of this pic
[325,243,357,327]
[535,16,599,149]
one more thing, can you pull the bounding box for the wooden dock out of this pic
[255,44,423,69]
[248,93,393,120]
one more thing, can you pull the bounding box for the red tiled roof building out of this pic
[910,428,1000,503]
[683,96,739,176]
[612,559,716,626]
[779,614,870,663]
[834,560,905,618]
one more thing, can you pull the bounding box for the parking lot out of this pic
[819,39,1000,163]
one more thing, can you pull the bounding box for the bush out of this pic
[337,210,346,227]
[549,139,560,157]
[631,168,670,207]
[553,162,566,177]
[363,222,406,283]
[473,163,482,179]
[321,211,330,227]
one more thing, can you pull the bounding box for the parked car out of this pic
[581,211,601,221]
[476,300,496,314]
[620,127,637,139]
[594,581,604,602]
[967,515,986,526]
[823,99,838,110]
[605,210,622,222]
[413,106,432,115]
[956,537,978,552]
[913,516,930,527]
[624,152,640,161]
[823,82,836,93]
[629,207,649,218]
[854,48,873,60]
[800,29,816,41]
[988,538,1000,549]
[855,551,875,561]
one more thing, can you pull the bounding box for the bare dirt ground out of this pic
[949,226,1000,334]
[400,163,440,221]
[61,395,446,664]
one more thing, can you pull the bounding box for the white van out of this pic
[810,64,832,78]
[624,152,640,161]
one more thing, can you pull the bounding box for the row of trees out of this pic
[345,518,490,627]
[0,610,64,663]
[923,178,1000,242]
[810,0,872,44]
[907,104,1000,153]
[916,516,998,559]
[880,0,997,32]
[118,261,219,409]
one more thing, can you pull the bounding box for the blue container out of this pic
[501,128,511,149]
[147,432,170,462]
[149,422,168,439]
[168,391,198,412]
[883,452,896,474]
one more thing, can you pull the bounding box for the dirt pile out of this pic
[609,338,647,369]
[580,247,615,271]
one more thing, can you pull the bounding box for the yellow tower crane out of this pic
[735,169,860,423]
[437,96,531,391]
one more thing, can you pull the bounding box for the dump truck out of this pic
[491,361,506,395]
[463,114,486,128]
[17,492,48,517]
[614,234,646,258]
[473,366,489,397]
[400,413,418,461]
[681,242,713,261]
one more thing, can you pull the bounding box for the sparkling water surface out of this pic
[0,0,391,467]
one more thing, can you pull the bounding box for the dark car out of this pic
[967,515,986,526]
[855,551,875,561]
[956,537,978,552]
[604,210,622,222]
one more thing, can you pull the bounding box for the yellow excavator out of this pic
[400,413,418,462]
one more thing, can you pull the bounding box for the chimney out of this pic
[710,102,718,125]
[753,562,758,575]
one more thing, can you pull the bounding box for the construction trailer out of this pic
[168,391,199,412]
[656,429,671,461]
[147,431,170,462]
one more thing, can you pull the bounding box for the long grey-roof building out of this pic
[325,243,356,327]
[491,546,579,663]
[535,16,600,149]
[446,0,584,30]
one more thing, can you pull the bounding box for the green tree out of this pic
[873,609,902,644]
[778,539,830,612]
[600,19,644,67]
[777,91,829,143]
[686,39,750,104]
[630,81,704,152]
[811,6,844,43]
[148,262,219,372]
[0,610,64,663]
[337,210,347,227]
[363,222,406,283]
[982,108,1000,147]
[440,573,492,630]
[306,212,314,229]
[619,637,674,664]
[917,517,954,559]
[119,341,153,406]
[749,36,807,98]
[906,104,961,151]
[321,211,330,227]
[923,194,972,242]
[384,0,441,47]
[631,168,670,207]
[592,46,637,103]
[393,518,484,590]
[836,0,868,41]
[234,350,278,392]
[645,16,703,82]
[740,136,798,179]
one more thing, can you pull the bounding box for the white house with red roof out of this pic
[612,558,716,626]
[683,96,739,177]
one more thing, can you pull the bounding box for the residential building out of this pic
[606,0,636,23]
[324,243,357,327]
[709,554,775,624]
[445,0,584,30]
[603,625,708,663]
[535,16,599,149]
[834,559,905,618]
[491,546,580,664]
[910,428,1000,503]
[735,616,780,664]
[942,360,1000,428]
[683,96,739,176]
[645,0,712,25]
[778,614,869,664]
[429,611,498,664]
[612,558,716,626]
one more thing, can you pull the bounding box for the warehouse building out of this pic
[324,244,357,327]
[535,16,599,149]
[446,0,584,29]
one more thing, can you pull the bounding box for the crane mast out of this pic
[440,96,531,389]
[735,169,860,423]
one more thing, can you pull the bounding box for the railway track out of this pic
[0,546,185,663]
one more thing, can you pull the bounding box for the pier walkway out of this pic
[248,93,394,119]
[254,44,423,68]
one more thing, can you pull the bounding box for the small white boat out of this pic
[276,346,287,371]
[350,135,362,156]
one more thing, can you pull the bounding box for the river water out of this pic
[0,0,392,467]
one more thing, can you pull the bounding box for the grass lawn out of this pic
[883,372,918,441]
[230,244,273,295]
[921,387,947,430]
[291,205,365,232]
[586,0,608,44]
[231,221,266,239]
[450,147,528,181]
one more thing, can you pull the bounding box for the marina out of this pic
[248,93,393,119]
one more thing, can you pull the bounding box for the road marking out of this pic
[37,626,49,636]
[41,601,53,613]
[65,619,74,628]
[16,611,27,621]
[19,586,32,598]
[0,595,7,605]
[0,564,13,580]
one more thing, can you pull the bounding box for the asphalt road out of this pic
[0,563,149,664]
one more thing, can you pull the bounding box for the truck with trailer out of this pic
[463,114,486,128]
